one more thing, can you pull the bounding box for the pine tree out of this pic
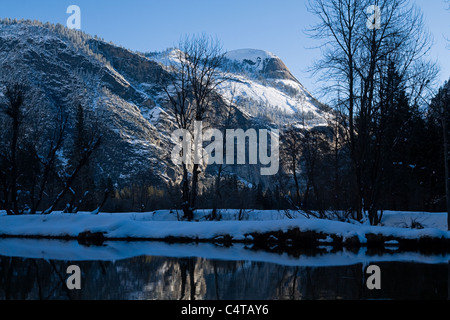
[429,80,450,230]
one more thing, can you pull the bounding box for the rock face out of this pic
[262,55,297,81]
[0,20,331,191]
[225,48,297,81]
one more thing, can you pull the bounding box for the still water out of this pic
[0,239,448,300]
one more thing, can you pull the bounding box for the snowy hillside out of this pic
[221,49,328,126]
[0,20,333,194]
[148,48,330,127]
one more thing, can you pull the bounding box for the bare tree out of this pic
[28,104,68,215]
[442,91,450,232]
[42,130,101,215]
[443,0,450,232]
[162,34,226,220]
[307,0,438,224]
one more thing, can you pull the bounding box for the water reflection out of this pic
[0,240,448,300]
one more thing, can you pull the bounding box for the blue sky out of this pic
[0,0,449,95]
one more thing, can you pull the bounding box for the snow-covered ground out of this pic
[0,210,448,243]
[0,210,448,266]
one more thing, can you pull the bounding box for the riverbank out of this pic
[0,210,448,251]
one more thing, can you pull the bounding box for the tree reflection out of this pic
[178,258,196,300]
[0,254,447,300]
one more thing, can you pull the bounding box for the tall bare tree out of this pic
[162,34,226,220]
[441,89,450,231]
[307,0,438,224]
[444,0,450,232]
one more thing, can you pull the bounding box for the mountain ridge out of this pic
[0,19,332,197]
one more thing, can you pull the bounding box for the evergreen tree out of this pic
[429,80,450,229]
[379,64,420,210]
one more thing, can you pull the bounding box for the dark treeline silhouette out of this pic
[277,76,450,219]
[303,0,447,226]
[0,78,448,219]
[0,66,448,221]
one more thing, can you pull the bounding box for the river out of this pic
[0,239,448,300]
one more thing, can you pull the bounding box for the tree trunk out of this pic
[190,163,200,216]
[303,180,311,211]
[181,164,193,221]
[442,106,450,231]
[348,53,363,222]
[10,112,19,215]
[292,160,301,207]
[334,123,340,209]
[211,165,223,220]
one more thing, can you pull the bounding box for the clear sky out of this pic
[0,0,449,96]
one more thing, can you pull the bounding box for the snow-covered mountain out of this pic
[148,47,329,126]
[0,20,332,189]
[220,48,328,126]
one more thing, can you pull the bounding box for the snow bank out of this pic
[0,210,448,245]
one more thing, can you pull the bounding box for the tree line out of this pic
[292,0,449,228]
